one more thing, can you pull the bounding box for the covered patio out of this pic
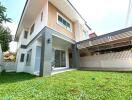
[77,27,132,71]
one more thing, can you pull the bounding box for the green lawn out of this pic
[0,70,132,100]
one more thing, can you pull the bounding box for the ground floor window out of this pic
[20,53,25,62]
[54,50,66,68]
[26,49,32,66]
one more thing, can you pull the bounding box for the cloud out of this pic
[70,0,130,34]
[3,22,17,35]
[71,0,129,21]
[9,42,17,53]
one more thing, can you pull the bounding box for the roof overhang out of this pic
[49,0,86,24]
[15,0,47,41]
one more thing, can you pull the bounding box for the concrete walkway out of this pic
[51,68,77,75]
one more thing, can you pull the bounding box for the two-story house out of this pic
[15,0,91,76]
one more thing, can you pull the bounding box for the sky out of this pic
[0,0,132,52]
[0,0,26,52]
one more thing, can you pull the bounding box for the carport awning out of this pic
[77,27,132,49]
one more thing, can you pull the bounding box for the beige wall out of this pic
[48,3,75,40]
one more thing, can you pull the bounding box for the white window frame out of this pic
[57,12,72,32]
[24,30,28,39]
[83,30,88,38]
[26,49,32,66]
[30,23,35,35]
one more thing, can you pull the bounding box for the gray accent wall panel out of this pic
[35,46,41,72]
[72,44,80,68]
[40,28,52,76]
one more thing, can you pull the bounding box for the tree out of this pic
[0,2,12,23]
[0,25,12,52]
[0,2,12,52]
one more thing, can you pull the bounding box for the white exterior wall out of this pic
[74,22,90,42]
[80,51,132,71]
[17,30,25,49]
[24,42,37,74]
[27,0,48,45]
[16,41,39,74]
[16,48,27,72]
[81,24,90,41]
[17,0,48,49]
[74,21,81,42]
[16,0,48,74]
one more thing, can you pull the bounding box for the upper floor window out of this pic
[57,13,72,32]
[30,23,35,35]
[41,12,43,22]
[24,31,28,39]
[83,30,88,39]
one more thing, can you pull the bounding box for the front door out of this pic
[55,50,66,68]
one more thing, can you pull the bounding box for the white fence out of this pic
[80,50,132,71]
[1,61,16,72]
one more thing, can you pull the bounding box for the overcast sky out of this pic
[0,0,132,52]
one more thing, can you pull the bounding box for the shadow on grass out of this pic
[0,72,37,84]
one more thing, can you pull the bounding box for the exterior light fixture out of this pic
[47,38,51,44]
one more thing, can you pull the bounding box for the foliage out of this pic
[0,25,12,52]
[0,2,12,52]
[0,71,131,100]
[0,2,12,23]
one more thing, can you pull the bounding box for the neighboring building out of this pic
[89,32,97,39]
[15,0,91,76]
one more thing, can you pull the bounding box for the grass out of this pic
[0,70,132,100]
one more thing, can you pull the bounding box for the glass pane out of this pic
[20,54,25,62]
[26,54,29,65]
[58,16,63,23]
[41,12,43,21]
[55,50,61,67]
[24,31,28,39]
[55,50,66,68]
[83,30,87,37]
[30,24,35,35]
[61,51,66,67]
[66,22,70,28]
[63,19,67,26]
[26,49,32,66]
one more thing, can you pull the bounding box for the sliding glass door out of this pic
[55,50,66,68]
